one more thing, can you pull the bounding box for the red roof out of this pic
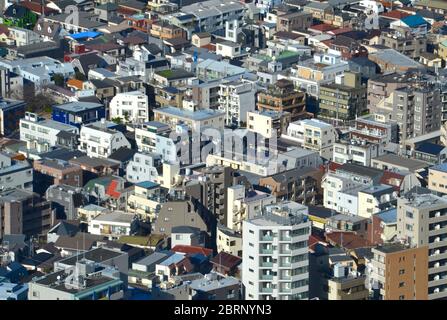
[381,10,410,20]
[380,171,404,192]
[327,27,353,36]
[106,180,121,199]
[309,23,338,32]
[18,1,58,15]
[171,245,213,257]
[325,232,372,250]
[210,252,242,269]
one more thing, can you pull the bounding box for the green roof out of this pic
[117,235,164,247]
[278,50,299,59]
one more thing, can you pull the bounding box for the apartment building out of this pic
[226,184,276,233]
[153,106,225,133]
[184,165,248,226]
[370,243,428,300]
[109,91,149,124]
[333,139,384,167]
[257,79,306,121]
[127,181,166,222]
[78,120,131,159]
[357,184,397,219]
[349,114,399,145]
[218,80,256,127]
[28,259,125,300]
[247,110,291,139]
[0,57,74,91]
[8,27,40,47]
[180,0,246,34]
[285,119,337,160]
[318,72,367,124]
[126,152,162,184]
[135,121,171,153]
[289,53,349,99]
[367,72,415,113]
[33,159,83,194]
[20,112,79,152]
[0,98,26,136]
[242,201,311,300]
[397,192,447,299]
[373,30,426,59]
[0,188,52,239]
[259,167,323,205]
[150,22,185,40]
[371,154,428,174]
[276,11,313,32]
[0,152,33,192]
[384,85,441,142]
[428,163,447,195]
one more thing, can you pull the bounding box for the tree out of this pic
[75,71,86,81]
[26,93,56,114]
[52,73,65,87]
[111,117,122,124]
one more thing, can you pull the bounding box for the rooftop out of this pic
[154,106,224,121]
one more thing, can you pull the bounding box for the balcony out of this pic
[260,249,274,255]
[260,287,274,293]
[260,262,274,268]
[260,235,274,241]
[260,274,274,281]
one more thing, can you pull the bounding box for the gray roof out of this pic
[372,154,428,171]
[133,252,170,267]
[53,102,103,113]
[172,226,201,234]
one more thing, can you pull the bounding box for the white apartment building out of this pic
[247,110,291,139]
[322,173,367,212]
[109,91,149,124]
[333,139,385,167]
[0,57,74,91]
[285,119,337,160]
[8,27,40,47]
[218,80,256,127]
[242,201,311,300]
[126,152,162,184]
[78,120,131,159]
[20,112,79,152]
[0,152,33,192]
[153,106,225,132]
[135,121,171,153]
[227,184,276,232]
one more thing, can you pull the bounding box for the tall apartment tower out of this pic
[397,192,447,300]
[242,201,311,300]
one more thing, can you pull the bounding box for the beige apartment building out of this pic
[397,192,447,300]
[428,163,447,194]
[371,244,428,300]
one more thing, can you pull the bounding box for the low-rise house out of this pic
[89,211,139,239]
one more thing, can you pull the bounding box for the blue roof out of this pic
[401,14,427,28]
[70,31,102,40]
[376,208,397,224]
[136,181,159,189]
[431,163,447,173]
[415,142,445,155]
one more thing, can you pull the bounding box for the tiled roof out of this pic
[171,245,213,257]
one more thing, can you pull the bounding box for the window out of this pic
[399,282,405,288]
[399,295,405,300]
[406,211,413,218]
[406,224,413,231]
[399,269,405,275]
